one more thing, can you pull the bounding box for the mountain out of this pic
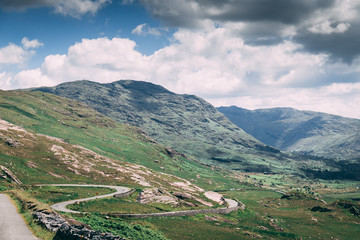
[2,88,360,240]
[0,90,238,190]
[217,106,360,160]
[34,80,291,173]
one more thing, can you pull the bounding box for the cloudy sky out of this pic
[1,0,360,119]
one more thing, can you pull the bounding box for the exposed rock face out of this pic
[54,223,124,240]
[310,206,332,212]
[0,165,22,185]
[204,191,226,205]
[34,80,284,172]
[172,192,192,200]
[34,212,124,240]
[137,188,178,205]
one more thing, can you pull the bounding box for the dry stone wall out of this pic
[34,212,124,240]
[111,200,243,219]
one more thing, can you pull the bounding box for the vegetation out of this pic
[0,87,359,239]
[67,189,220,214]
[218,106,360,160]
[33,80,317,174]
[73,214,169,240]
[7,189,55,240]
[24,185,115,204]
[0,90,239,190]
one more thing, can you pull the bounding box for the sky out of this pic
[1,0,360,119]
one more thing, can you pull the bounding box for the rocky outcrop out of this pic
[53,222,124,240]
[34,212,124,240]
[0,165,22,185]
[137,188,178,205]
[113,188,136,198]
[111,199,243,219]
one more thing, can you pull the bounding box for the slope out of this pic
[0,90,238,190]
[218,106,360,160]
[34,80,293,173]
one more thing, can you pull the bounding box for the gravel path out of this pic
[47,184,131,213]
[0,194,38,240]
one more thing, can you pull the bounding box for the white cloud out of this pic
[132,23,162,36]
[53,0,111,18]
[0,72,13,90]
[0,38,43,67]
[0,43,28,65]
[21,37,44,49]
[1,27,360,119]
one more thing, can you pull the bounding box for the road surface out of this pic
[47,184,243,217]
[0,194,38,240]
[48,184,131,213]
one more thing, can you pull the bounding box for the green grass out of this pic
[72,214,169,240]
[67,190,219,214]
[0,90,238,190]
[24,185,116,204]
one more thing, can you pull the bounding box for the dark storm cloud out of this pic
[140,0,360,63]
[0,0,52,10]
[140,0,336,27]
[294,22,360,64]
[200,0,335,24]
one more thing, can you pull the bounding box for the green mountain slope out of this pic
[0,90,239,190]
[33,80,312,173]
[218,106,360,160]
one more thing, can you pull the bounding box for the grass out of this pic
[1,90,360,239]
[0,90,238,190]
[7,189,55,240]
[67,189,220,214]
[24,185,116,204]
[72,214,169,240]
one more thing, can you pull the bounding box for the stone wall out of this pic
[34,212,124,240]
[111,201,243,219]
[113,188,136,198]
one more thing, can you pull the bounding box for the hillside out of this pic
[1,90,360,240]
[0,90,240,190]
[218,106,360,160]
[34,80,298,173]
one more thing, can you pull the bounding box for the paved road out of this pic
[48,184,131,213]
[0,194,38,240]
[47,184,243,217]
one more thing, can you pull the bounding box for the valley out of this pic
[0,83,359,239]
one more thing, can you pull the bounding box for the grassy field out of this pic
[24,185,116,204]
[67,189,221,214]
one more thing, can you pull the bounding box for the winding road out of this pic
[46,184,243,217]
[47,184,131,213]
[0,194,38,240]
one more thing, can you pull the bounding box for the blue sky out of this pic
[1,0,360,119]
[0,1,172,66]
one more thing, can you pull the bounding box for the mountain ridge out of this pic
[218,106,360,160]
[34,80,288,172]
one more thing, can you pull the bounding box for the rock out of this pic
[34,212,124,240]
[172,192,192,200]
[137,188,178,205]
[26,161,38,168]
[311,206,332,212]
[0,165,22,185]
[0,136,20,147]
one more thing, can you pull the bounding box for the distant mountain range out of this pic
[218,106,360,160]
[33,80,308,173]
[31,80,360,179]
